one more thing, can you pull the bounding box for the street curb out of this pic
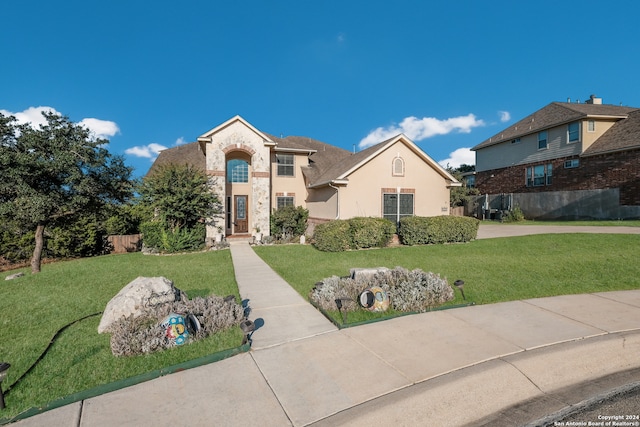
[0,343,250,425]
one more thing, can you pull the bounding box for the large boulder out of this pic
[98,276,187,333]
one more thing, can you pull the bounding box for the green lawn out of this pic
[0,251,243,419]
[491,219,640,227]
[2,232,640,419]
[254,233,640,305]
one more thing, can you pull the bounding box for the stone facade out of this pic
[201,119,272,243]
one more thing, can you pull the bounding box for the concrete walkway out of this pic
[9,226,640,426]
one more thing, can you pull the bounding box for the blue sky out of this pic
[3,1,639,177]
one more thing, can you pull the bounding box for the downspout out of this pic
[329,182,340,219]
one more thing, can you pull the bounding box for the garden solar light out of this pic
[454,280,465,300]
[0,362,10,410]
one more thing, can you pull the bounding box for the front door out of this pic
[234,195,248,233]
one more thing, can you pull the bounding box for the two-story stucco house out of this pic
[471,96,640,219]
[149,115,460,243]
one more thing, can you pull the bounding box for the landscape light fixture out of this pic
[454,280,466,300]
[0,362,10,410]
[335,298,351,324]
[240,319,255,345]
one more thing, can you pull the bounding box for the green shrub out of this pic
[399,215,479,245]
[502,205,525,222]
[313,217,395,252]
[140,221,164,250]
[349,217,395,249]
[313,220,352,252]
[141,221,205,253]
[270,205,309,240]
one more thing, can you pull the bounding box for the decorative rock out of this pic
[350,267,389,281]
[5,272,25,281]
[98,276,187,333]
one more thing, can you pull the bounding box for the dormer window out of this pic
[393,157,405,176]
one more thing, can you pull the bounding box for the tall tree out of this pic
[139,164,220,233]
[0,111,133,273]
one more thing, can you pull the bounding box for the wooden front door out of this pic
[234,195,248,233]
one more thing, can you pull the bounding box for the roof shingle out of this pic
[472,102,637,151]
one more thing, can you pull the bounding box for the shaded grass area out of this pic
[0,251,242,419]
[254,233,640,306]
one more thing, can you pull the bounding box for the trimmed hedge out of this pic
[350,217,396,249]
[312,220,352,252]
[398,215,479,245]
[313,217,395,252]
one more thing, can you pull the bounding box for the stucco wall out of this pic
[306,186,338,219]
[335,141,451,219]
[271,152,310,209]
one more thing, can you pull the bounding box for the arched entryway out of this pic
[225,152,252,236]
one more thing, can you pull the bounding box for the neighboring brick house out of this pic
[471,96,640,219]
[149,115,460,243]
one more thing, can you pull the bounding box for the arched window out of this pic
[227,159,248,183]
[392,157,405,176]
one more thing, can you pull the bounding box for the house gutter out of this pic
[328,182,340,220]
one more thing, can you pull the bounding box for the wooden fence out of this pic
[107,234,142,253]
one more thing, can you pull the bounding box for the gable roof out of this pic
[583,109,640,156]
[145,119,459,187]
[472,102,637,151]
[307,134,459,188]
[197,115,275,145]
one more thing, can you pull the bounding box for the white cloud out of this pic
[78,118,120,139]
[1,106,119,141]
[125,137,185,161]
[359,114,485,149]
[0,106,58,128]
[125,143,168,160]
[438,147,475,169]
[498,110,511,122]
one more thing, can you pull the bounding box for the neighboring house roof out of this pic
[472,102,637,151]
[583,109,640,156]
[146,141,206,176]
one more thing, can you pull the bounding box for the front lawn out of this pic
[254,233,640,305]
[0,251,242,420]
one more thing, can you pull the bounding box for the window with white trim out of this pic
[538,130,548,150]
[392,157,405,176]
[276,196,294,209]
[383,192,414,225]
[588,120,595,132]
[276,154,294,176]
[564,159,580,168]
[227,159,248,183]
[568,122,580,143]
[526,164,552,187]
